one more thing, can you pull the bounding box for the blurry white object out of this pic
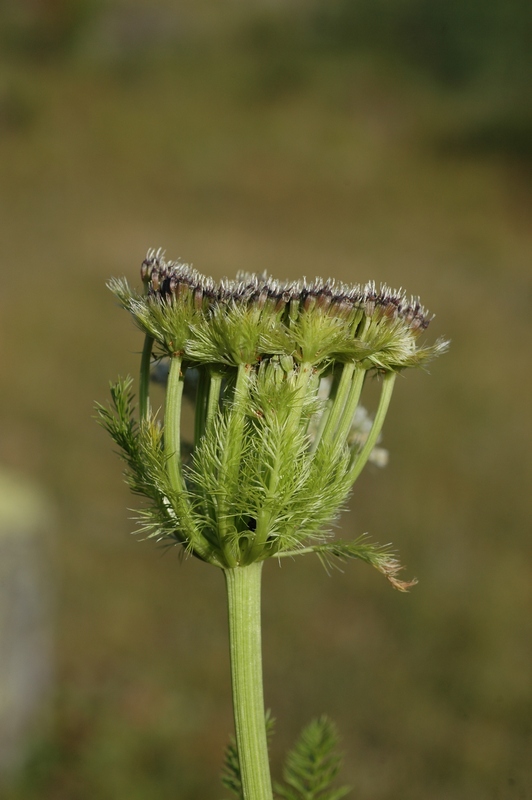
[0,469,53,777]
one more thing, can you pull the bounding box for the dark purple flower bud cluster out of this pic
[141,250,432,335]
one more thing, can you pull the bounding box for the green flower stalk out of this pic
[98,249,447,800]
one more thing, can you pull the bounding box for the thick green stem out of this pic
[224,563,273,800]
[348,371,396,483]
[139,334,153,422]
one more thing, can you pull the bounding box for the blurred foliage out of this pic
[231,0,532,156]
[0,0,99,60]
[0,1,531,799]
[313,0,531,84]
[311,0,532,155]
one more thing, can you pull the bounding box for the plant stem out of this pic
[331,365,365,450]
[205,370,223,435]
[224,562,273,800]
[165,355,185,494]
[139,334,153,421]
[165,356,213,564]
[285,360,315,441]
[308,368,341,455]
[247,362,312,562]
[194,366,210,446]
[348,371,396,483]
[314,362,355,450]
[218,364,250,566]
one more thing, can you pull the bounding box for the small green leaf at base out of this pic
[275,716,350,800]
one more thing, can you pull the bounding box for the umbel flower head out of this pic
[98,250,448,590]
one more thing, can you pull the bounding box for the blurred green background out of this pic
[1,1,531,798]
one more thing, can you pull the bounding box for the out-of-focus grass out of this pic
[0,14,531,799]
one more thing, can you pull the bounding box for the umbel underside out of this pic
[97,250,447,587]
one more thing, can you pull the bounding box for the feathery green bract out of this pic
[220,707,349,800]
[100,251,448,579]
[96,377,205,553]
[307,537,417,592]
[289,311,360,365]
[275,717,350,800]
[221,731,244,800]
[187,302,286,366]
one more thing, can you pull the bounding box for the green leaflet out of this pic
[96,377,205,554]
[221,715,350,800]
[275,717,350,800]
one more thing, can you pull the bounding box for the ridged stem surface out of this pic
[224,562,273,800]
